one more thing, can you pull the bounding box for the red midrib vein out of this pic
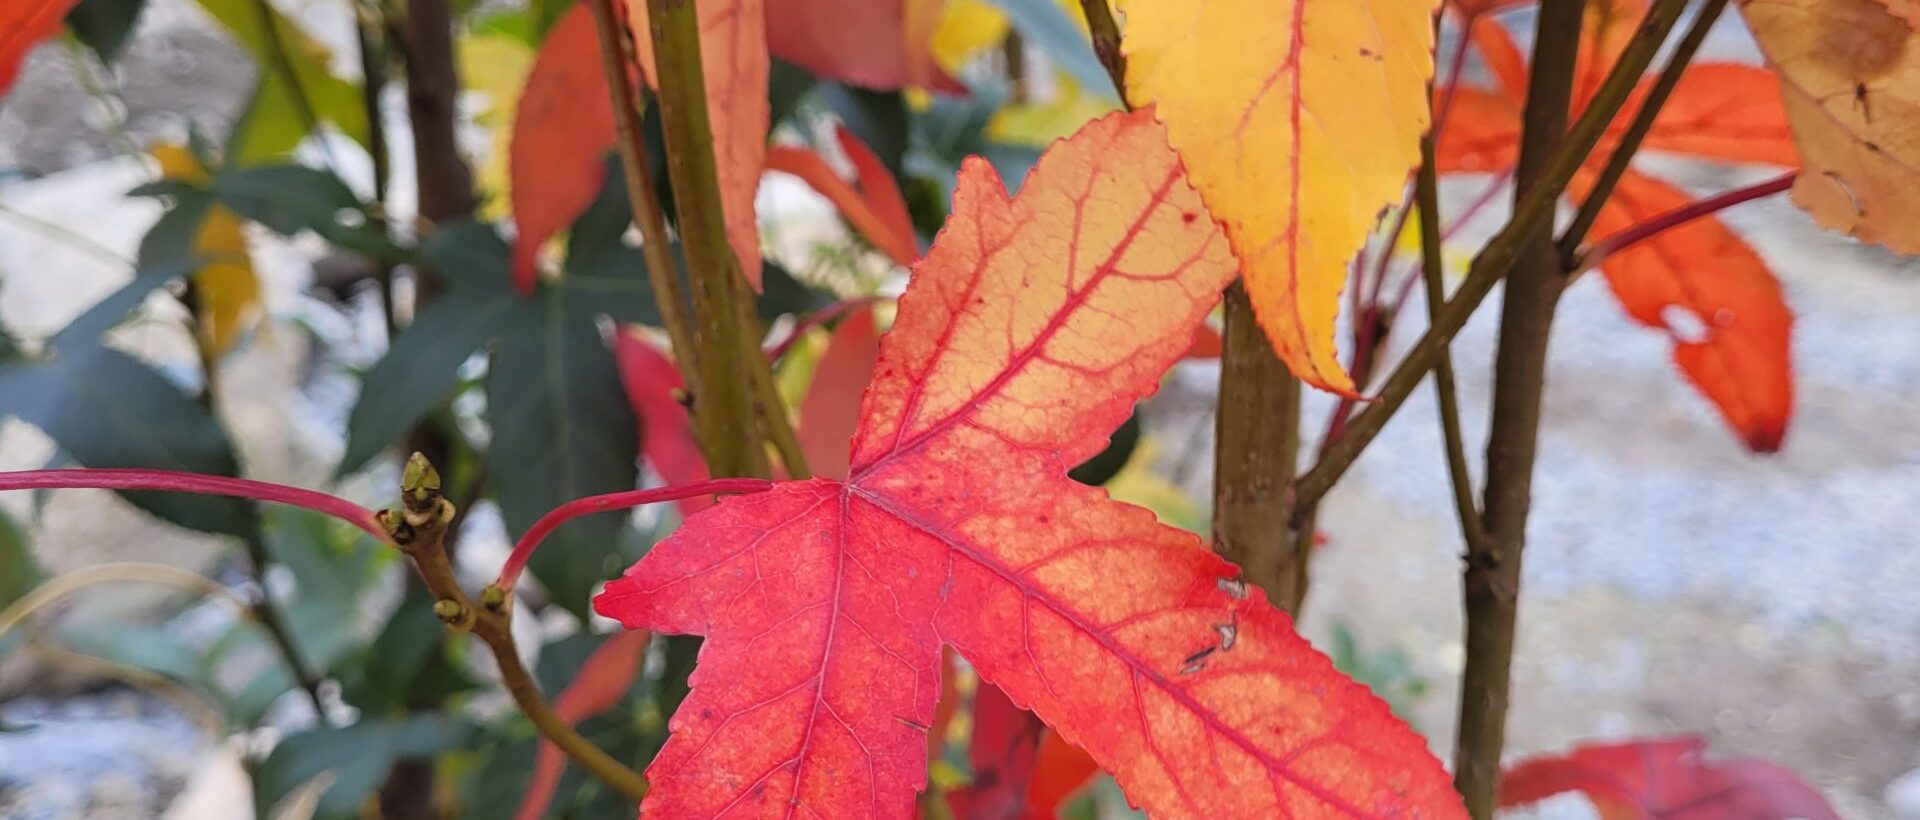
[846,487,1370,817]
[855,165,1186,479]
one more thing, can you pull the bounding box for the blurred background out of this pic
[0,0,1916,818]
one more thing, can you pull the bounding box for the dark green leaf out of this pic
[260,508,388,669]
[486,294,639,618]
[337,592,471,714]
[820,85,908,180]
[758,261,836,323]
[1068,410,1140,487]
[212,165,403,261]
[254,715,472,820]
[984,0,1117,97]
[560,158,660,326]
[65,0,148,63]
[0,344,253,535]
[58,622,221,693]
[769,59,816,128]
[336,277,516,477]
[50,263,191,350]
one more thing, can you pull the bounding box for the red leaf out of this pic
[512,630,652,820]
[765,0,964,95]
[594,110,1461,819]
[1438,8,1798,451]
[1580,170,1794,452]
[613,328,711,514]
[0,0,79,97]
[799,306,882,480]
[767,128,920,267]
[509,3,617,296]
[947,684,1045,820]
[627,0,769,289]
[1500,736,1841,820]
[1637,65,1798,167]
[1025,730,1100,817]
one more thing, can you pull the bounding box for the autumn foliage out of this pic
[0,0,1901,817]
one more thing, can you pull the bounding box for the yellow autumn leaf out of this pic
[151,144,261,360]
[989,70,1121,146]
[460,33,538,221]
[1738,0,1920,253]
[1117,0,1438,395]
[931,0,1010,72]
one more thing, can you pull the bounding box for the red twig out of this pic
[495,478,776,591]
[1577,171,1796,272]
[0,469,389,541]
[764,296,884,362]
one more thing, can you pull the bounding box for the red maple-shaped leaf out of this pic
[1436,2,1799,451]
[1499,736,1840,820]
[594,110,1462,819]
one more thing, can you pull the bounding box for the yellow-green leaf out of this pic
[195,0,366,163]
[1117,0,1437,394]
[152,144,261,359]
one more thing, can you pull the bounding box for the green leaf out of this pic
[254,715,473,820]
[0,344,253,535]
[769,59,816,129]
[337,592,473,714]
[336,282,516,477]
[211,165,403,261]
[982,0,1116,97]
[50,264,192,350]
[820,84,908,180]
[194,0,366,163]
[486,295,639,618]
[58,622,222,694]
[757,262,836,323]
[65,0,148,63]
[0,509,40,609]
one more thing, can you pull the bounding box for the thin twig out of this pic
[1577,171,1796,273]
[1417,45,1484,552]
[1077,0,1126,97]
[351,2,398,338]
[246,0,342,173]
[586,0,701,387]
[1557,0,1731,262]
[381,456,650,804]
[1290,0,1691,515]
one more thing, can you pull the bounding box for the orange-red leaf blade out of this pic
[509,3,617,296]
[1500,736,1840,820]
[799,307,881,481]
[765,0,964,94]
[511,630,651,820]
[1025,730,1100,817]
[1639,64,1798,167]
[613,328,712,514]
[766,133,919,267]
[0,0,79,97]
[1583,170,1794,452]
[598,110,1461,819]
[626,0,769,288]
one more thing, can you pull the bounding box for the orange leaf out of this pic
[511,630,652,820]
[627,0,768,289]
[613,328,712,515]
[1183,322,1222,359]
[1738,0,1920,252]
[1465,12,1530,101]
[1117,0,1441,395]
[766,128,920,267]
[509,3,617,296]
[799,307,881,480]
[1581,171,1794,452]
[765,0,964,95]
[1638,65,1797,167]
[1432,87,1523,174]
[594,110,1461,819]
[1025,730,1100,817]
[1500,736,1840,820]
[0,0,78,97]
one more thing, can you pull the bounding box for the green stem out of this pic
[645,0,768,479]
